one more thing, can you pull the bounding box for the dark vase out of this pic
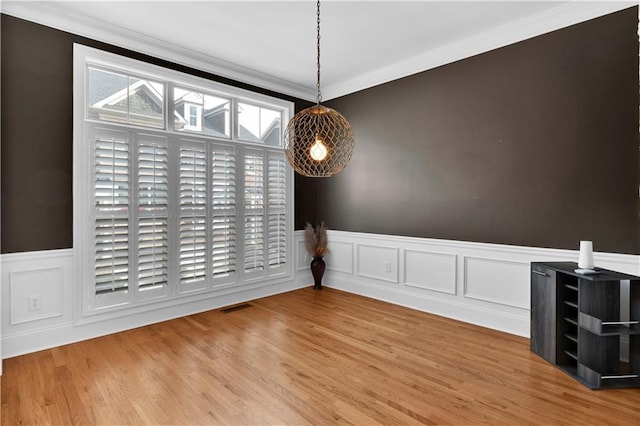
[310,256,326,290]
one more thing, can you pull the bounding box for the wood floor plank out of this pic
[2,287,639,425]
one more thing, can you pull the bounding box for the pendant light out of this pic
[284,0,355,177]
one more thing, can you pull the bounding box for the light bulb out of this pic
[309,137,328,161]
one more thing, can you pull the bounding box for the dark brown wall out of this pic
[300,7,639,254]
[1,14,310,253]
[3,9,640,255]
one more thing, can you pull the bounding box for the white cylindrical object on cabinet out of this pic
[578,240,594,269]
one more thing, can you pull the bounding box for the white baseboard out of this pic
[326,274,530,336]
[2,279,307,359]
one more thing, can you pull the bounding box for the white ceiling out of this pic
[2,1,636,101]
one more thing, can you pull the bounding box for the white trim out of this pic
[1,1,312,101]
[329,272,531,336]
[324,230,640,274]
[3,233,637,358]
[2,1,635,101]
[322,2,637,100]
[313,230,640,337]
[1,248,73,262]
[1,246,309,358]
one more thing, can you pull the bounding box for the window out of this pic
[74,45,293,315]
[237,102,282,146]
[186,104,201,129]
[87,67,164,128]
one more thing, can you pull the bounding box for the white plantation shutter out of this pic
[244,214,264,272]
[179,216,207,283]
[267,213,286,266]
[138,142,168,207]
[211,149,235,208]
[95,217,129,294]
[211,146,236,279]
[94,129,130,296]
[244,152,265,273]
[78,46,292,315]
[137,138,169,292]
[138,217,168,289]
[179,144,208,285]
[212,216,235,277]
[95,136,129,212]
[267,154,286,268]
[179,146,207,209]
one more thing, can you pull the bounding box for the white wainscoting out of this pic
[1,239,310,359]
[3,232,638,361]
[308,231,640,338]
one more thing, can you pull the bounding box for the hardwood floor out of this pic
[2,287,639,425]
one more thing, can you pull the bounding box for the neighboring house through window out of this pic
[186,103,201,129]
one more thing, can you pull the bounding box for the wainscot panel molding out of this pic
[1,238,311,359]
[404,249,457,295]
[10,267,64,325]
[463,257,531,309]
[356,245,399,283]
[324,241,354,274]
[299,230,640,337]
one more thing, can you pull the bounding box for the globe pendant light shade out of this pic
[284,105,354,177]
[284,0,354,177]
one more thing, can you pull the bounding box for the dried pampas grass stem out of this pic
[304,222,329,257]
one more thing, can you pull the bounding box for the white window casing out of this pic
[74,44,294,317]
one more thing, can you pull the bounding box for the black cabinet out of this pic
[530,262,640,389]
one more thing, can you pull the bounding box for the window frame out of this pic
[74,44,294,319]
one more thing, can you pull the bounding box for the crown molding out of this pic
[322,1,637,100]
[0,1,317,102]
[2,1,635,102]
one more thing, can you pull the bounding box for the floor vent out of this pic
[221,303,252,314]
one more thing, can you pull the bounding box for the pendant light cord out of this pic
[316,0,322,105]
